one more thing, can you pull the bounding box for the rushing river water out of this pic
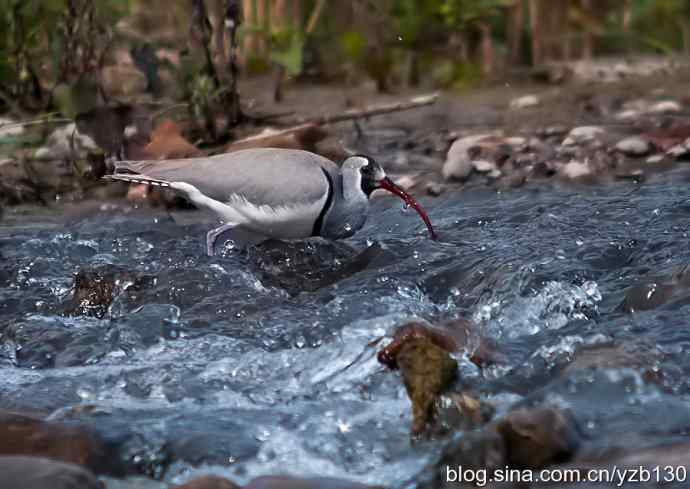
[1,168,690,487]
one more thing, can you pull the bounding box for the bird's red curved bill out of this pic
[379,178,438,240]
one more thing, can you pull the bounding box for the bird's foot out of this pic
[206,230,217,256]
[206,223,240,257]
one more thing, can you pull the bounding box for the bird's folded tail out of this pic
[103,174,171,188]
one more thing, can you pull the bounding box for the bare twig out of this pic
[151,103,190,121]
[229,123,316,145]
[229,93,439,148]
[0,117,73,131]
[305,0,327,34]
[307,93,439,126]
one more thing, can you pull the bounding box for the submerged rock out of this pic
[496,407,580,469]
[244,476,382,489]
[416,406,580,488]
[435,392,496,434]
[563,342,663,385]
[175,476,240,489]
[0,411,125,476]
[0,456,100,489]
[2,317,110,368]
[65,265,150,319]
[250,240,393,294]
[548,442,690,488]
[416,429,506,489]
[620,266,690,313]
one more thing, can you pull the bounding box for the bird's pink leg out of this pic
[206,223,237,256]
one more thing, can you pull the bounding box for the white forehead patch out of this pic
[350,156,370,168]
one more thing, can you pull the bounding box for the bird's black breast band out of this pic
[312,169,334,236]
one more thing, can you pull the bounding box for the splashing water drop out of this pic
[255,429,271,442]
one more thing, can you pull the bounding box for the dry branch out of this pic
[228,92,439,149]
[307,92,439,126]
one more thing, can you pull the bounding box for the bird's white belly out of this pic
[171,181,326,239]
[224,194,325,238]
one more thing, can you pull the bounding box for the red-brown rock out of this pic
[244,476,382,489]
[0,410,124,476]
[175,475,240,489]
[143,119,204,160]
[496,407,580,470]
[377,320,496,370]
[0,456,101,489]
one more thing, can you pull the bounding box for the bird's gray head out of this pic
[341,154,439,240]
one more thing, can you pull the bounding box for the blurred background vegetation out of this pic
[1,0,689,119]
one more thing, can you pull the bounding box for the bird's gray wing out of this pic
[113,148,338,208]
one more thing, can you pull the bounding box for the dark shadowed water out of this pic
[1,169,690,487]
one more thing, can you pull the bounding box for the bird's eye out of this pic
[361,164,371,174]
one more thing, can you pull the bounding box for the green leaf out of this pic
[341,31,366,63]
[270,33,304,76]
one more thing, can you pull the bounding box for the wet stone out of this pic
[562,342,663,385]
[1,317,110,368]
[249,240,393,294]
[175,476,241,489]
[244,476,383,489]
[619,267,690,313]
[434,392,496,434]
[0,456,100,489]
[416,429,506,489]
[496,407,580,470]
[0,410,125,476]
[65,265,152,319]
[615,136,651,156]
[545,442,690,488]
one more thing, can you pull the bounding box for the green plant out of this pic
[630,0,690,53]
[438,0,513,30]
[0,0,130,113]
